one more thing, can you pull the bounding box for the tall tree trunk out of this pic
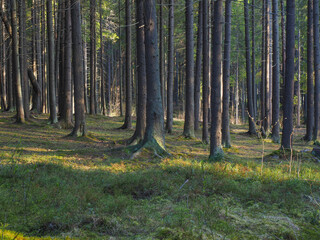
[159,0,165,111]
[121,0,132,129]
[83,25,89,113]
[313,0,320,140]
[281,0,295,149]
[261,0,266,129]
[280,0,286,106]
[244,0,256,134]
[235,37,239,125]
[47,0,58,123]
[34,0,42,113]
[209,0,223,161]
[166,0,174,133]
[271,0,280,143]
[194,0,203,131]
[11,0,24,123]
[297,28,301,127]
[100,0,106,116]
[222,0,232,148]
[128,0,146,144]
[90,0,96,114]
[202,0,209,143]
[183,0,195,138]
[305,0,314,141]
[252,0,257,119]
[70,0,86,136]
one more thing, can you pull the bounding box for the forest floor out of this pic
[0,112,320,239]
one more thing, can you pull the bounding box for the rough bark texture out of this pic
[194,0,203,131]
[70,0,86,136]
[166,0,174,133]
[209,0,223,161]
[281,0,295,149]
[90,0,96,114]
[271,0,280,143]
[183,0,195,138]
[222,0,231,148]
[202,0,209,143]
[313,0,320,140]
[252,0,256,119]
[244,0,256,134]
[306,0,314,141]
[100,0,106,116]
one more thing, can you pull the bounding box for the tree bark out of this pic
[183,0,195,138]
[222,0,232,148]
[209,0,223,161]
[90,0,96,114]
[281,0,295,149]
[166,0,174,133]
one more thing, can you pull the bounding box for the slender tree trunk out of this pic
[305,0,314,141]
[280,0,286,106]
[166,0,174,133]
[90,0,96,114]
[194,0,203,131]
[100,0,106,116]
[281,0,295,149]
[313,0,320,140]
[11,0,24,123]
[222,0,232,148]
[35,0,42,113]
[202,0,209,143]
[159,0,165,111]
[209,0,223,161]
[83,27,89,113]
[297,28,301,127]
[121,0,132,129]
[70,0,86,136]
[183,0,195,138]
[252,0,256,119]
[271,0,280,143]
[235,38,239,125]
[261,0,266,128]
[244,0,256,134]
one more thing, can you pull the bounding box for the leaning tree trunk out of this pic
[166,0,174,133]
[271,0,280,143]
[222,0,232,148]
[305,0,314,141]
[209,0,223,161]
[202,0,209,143]
[183,0,195,138]
[194,0,203,131]
[313,0,320,140]
[11,0,25,123]
[244,0,256,134]
[127,0,146,144]
[281,0,295,149]
[70,0,86,136]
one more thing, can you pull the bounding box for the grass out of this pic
[0,112,320,239]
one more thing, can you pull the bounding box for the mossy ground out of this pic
[0,112,320,239]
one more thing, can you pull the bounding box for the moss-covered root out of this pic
[209,147,224,162]
[129,139,171,159]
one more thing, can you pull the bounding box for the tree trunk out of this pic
[100,0,106,116]
[183,0,195,138]
[305,0,314,141]
[313,0,320,140]
[281,0,295,149]
[11,0,24,123]
[70,0,86,136]
[166,0,174,133]
[121,0,132,129]
[252,0,256,119]
[271,0,280,143]
[222,0,232,148]
[297,28,301,127]
[244,0,256,134]
[202,0,209,143]
[90,0,96,114]
[209,0,223,161]
[194,0,203,131]
[159,0,165,111]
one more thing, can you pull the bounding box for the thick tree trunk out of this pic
[244,0,256,134]
[271,0,280,143]
[252,0,257,119]
[305,0,314,141]
[166,0,174,133]
[70,0,86,136]
[209,0,223,161]
[202,0,209,143]
[281,0,295,149]
[194,0,203,131]
[313,0,320,140]
[183,0,195,138]
[222,0,232,148]
[127,0,146,144]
